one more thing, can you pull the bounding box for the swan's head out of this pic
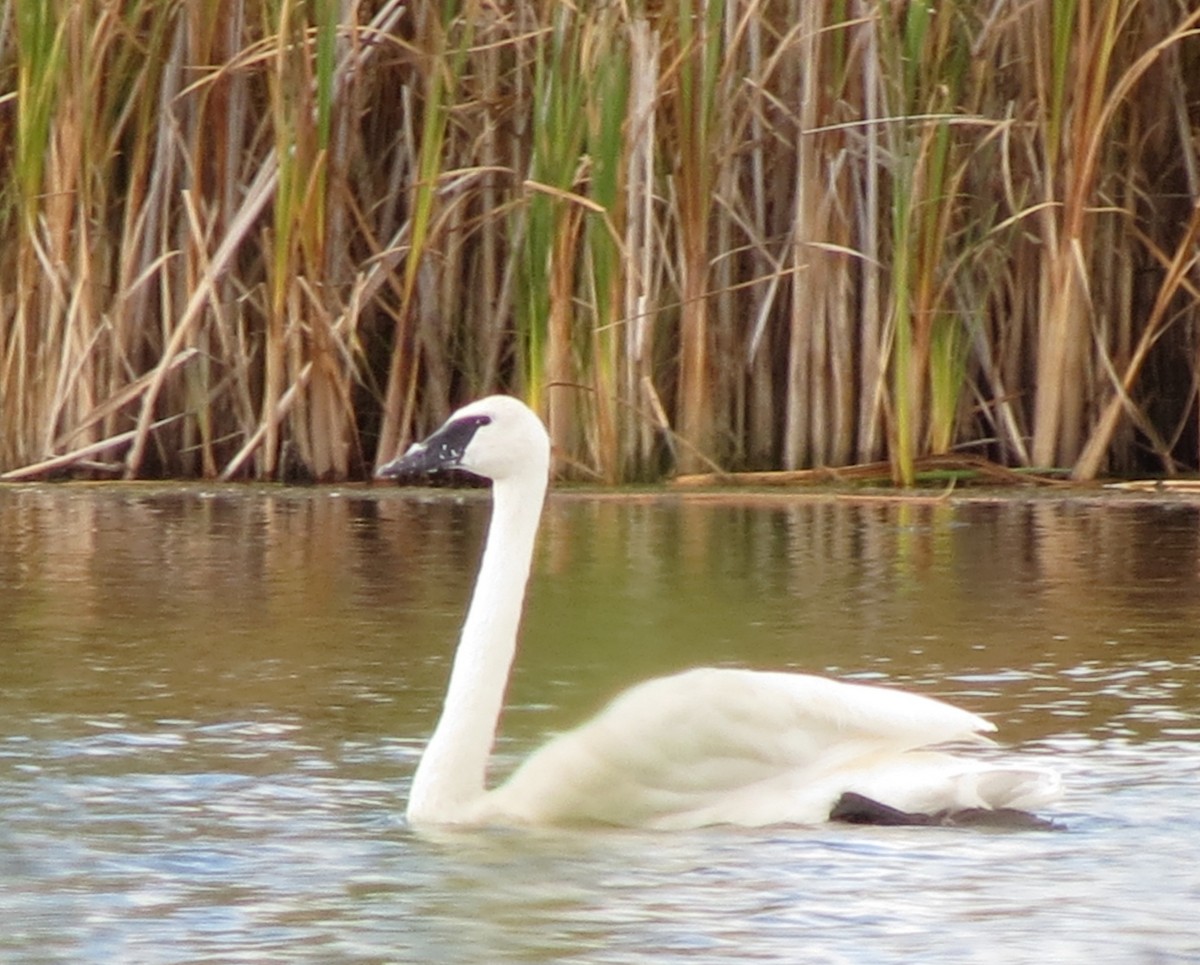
[376,395,550,484]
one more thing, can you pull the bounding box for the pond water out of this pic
[0,484,1198,963]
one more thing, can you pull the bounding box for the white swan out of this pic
[378,395,1061,829]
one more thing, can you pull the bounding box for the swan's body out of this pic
[378,396,1060,829]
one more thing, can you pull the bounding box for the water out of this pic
[1,485,1198,963]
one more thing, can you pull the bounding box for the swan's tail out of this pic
[831,766,1064,829]
[968,767,1063,811]
[833,753,1064,826]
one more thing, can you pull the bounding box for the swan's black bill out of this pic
[376,414,492,479]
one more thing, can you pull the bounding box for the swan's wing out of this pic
[479,667,1018,828]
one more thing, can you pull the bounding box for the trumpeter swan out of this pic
[377,395,1061,829]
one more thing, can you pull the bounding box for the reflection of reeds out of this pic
[2,2,1199,482]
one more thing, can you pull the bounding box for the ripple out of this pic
[3,492,1200,963]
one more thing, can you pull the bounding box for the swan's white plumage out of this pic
[479,668,1010,828]
[378,395,1061,829]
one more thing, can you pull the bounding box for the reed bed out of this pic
[1,0,1198,483]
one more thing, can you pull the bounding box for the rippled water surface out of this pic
[1,484,1198,963]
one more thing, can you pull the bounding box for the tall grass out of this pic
[2,1,1199,482]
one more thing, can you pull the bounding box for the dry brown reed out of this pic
[1,1,1199,482]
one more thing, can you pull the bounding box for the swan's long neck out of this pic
[407,470,547,823]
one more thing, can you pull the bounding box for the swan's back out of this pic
[475,667,1058,829]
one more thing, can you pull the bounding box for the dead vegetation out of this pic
[2,1,1199,483]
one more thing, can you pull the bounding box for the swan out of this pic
[377,395,1061,829]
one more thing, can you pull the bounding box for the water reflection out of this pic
[1,485,1198,962]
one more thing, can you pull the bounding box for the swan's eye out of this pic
[437,414,491,460]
